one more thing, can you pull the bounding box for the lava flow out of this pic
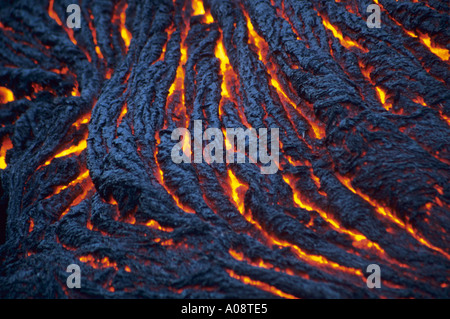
[0,0,449,299]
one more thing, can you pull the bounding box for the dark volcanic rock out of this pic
[0,0,449,298]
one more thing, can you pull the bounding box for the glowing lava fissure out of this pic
[242,6,325,140]
[373,0,449,61]
[226,169,364,279]
[0,135,13,169]
[1,0,449,299]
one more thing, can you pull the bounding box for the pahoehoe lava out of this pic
[0,0,449,298]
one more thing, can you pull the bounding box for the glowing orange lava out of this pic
[0,86,14,104]
[0,135,13,169]
[228,169,248,216]
[227,170,363,277]
[60,171,94,218]
[72,113,90,129]
[48,0,77,45]
[120,4,132,51]
[44,134,87,166]
[71,80,80,97]
[243,10,325,139]
[226,269,298,299]
[229,248,296,276]
[319,14,367,53]
[167,29,189,128]
[46,170,90,199]
[214,31,251,128]
[358,60,375,84]
[373,0,449,61]
[117,102,128,128]
[273,0,301,41]
[192,0,214,23]
[29,218,34,233]
[215,35,232,100]
[417,32,449,61]
[88,12,104,60]
[152,25,174,65]
[375,86,392,111]
[79,255,118,270]
[154,134,195,214]
[145,219,174,232]
[282,174,386,256]
[337,174,450,259]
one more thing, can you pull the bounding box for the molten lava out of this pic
[0,135,13,169]
[0,86,14,104]
[1,0,449,299]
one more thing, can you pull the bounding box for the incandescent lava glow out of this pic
[192,0,214,23]
[60,171,94,218]
[215,35,232,99]
[373,0,449,61]
[358,61,374,84]
[117,102,128,128]
[226,269,298,299]
[88,12,104,60]
[72,113,90,129]
[228,171,362,277]
[214,30,248,123]
[46,170,90,199]
[40,111,91,167]
[120,3,132,50]
[229,248,297,277]
[44,135,87,166]
[227,169,248,215]
[28,218,34,233]
[417,32,449,61]
[337,174,405,227]
[282,175,386,256]
[168,42,188,102]
[375,87,392,111]
[2,0,450,299]
[337,174,450,259]
[319,14,367,52]
[192,0,205,16]
[154,137,195,214]
[0,135,13,169]
[146,219,174,232]
[243,9,324,139]
[71,81,80,97]
[243,10,265,62]
[79,255,118,270]
[48,0,77,45]
[0,86,14,104]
